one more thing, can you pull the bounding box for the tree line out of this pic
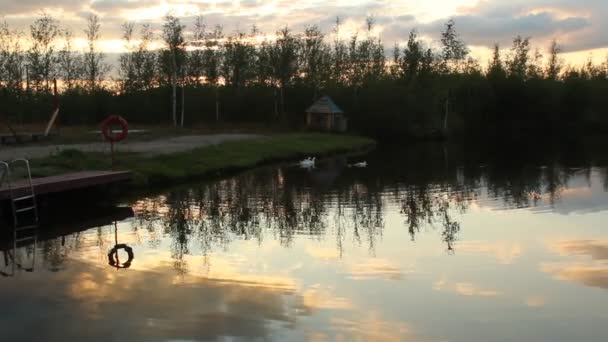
[1,13,608,141]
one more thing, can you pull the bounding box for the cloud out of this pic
[345,258,403,280]
[443,0,608,52]
[525,296,546,308]
[0,0,84,16]
[90,0,159,12]
[433,277,501,297]
[1,0,607,57]
[330,312,414,342]
[456,240,523,264]
[0,262,307,340]
[299,284,354,312]
[543,239,608,290]
[419,12,590,51]
[542,263,608,290]
[550,240,608,261]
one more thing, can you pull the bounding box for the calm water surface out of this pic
[2,143,608,341]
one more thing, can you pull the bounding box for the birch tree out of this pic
[57,29,82,90]
[187,16,206,86]
[27,13,59,92]
[546,40,562,80]
[301,26,330,99]
[440,19,468,73]
[83,14,110,90]
[161,14,186,126]
[203,25,223,121]
[0,21,26,91]
[269,27,300,116]
[507,36,531,79]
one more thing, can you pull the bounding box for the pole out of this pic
[114,221,119,269]
[110,141,115,171]
[25,65,29,92]
[181,67,186,127]
[44,79,60,137]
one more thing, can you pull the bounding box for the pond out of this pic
[2,142,608,341]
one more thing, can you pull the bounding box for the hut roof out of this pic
[306,96,344,114]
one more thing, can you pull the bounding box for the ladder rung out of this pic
[13,195,35,202]
[15,206,36,213]
[15,225,38,231]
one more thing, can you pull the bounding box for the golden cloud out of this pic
[433,277,500,297]
[525,295,546,308]
[330,311,415,342]
[542,263,608,290]
[549,240,608,260]
[345,258,403,280]
[306,245,341,262]
[456,240,523,264]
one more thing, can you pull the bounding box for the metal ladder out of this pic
[0,159,38,275]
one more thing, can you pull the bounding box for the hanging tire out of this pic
[108,244,134,269]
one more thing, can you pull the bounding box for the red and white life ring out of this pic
[101,115,129,143]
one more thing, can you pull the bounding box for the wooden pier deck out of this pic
[0,171,132,200]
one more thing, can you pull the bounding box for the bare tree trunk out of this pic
[443,97,450,133]
[180,86,185,127]
[172,76,177,126]
[215,86,220,122]
[171,52,177,127]
[279,85,285,118]
[180,68,185,127]
[25,65,29,92]
[273,86,279,118]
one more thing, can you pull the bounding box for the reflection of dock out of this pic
[0,206,134,250]
[0,171,132,200]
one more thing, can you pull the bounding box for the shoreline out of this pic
[29,133,376,190]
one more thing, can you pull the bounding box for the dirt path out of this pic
[0,134,262,161]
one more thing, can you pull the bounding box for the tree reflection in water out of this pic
[4,144,601,274]
[130,147,594,267]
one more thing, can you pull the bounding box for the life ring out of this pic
[108,244,134,269]
[101,115,129,143]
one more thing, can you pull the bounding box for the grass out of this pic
[30,133,375,188]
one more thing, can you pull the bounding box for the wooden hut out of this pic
[305,96,347,132]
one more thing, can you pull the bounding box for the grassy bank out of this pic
[30,133,375,187]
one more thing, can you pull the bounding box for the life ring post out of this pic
[110,140,115,171]
[100,115,129,171]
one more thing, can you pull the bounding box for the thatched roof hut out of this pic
[305,96,347,132]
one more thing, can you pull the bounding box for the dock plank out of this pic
[0,171,132,200]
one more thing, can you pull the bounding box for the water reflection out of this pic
[0,206,133,275]
[543,239,608,290]
[0,262,306,340]
[3,144,608,341]
[129,146,607,261]
[3,146,606,272]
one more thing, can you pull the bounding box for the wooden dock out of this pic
[0,133,53,145]
[0,171,132,200]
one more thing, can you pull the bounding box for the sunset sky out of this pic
[1,0,607,66]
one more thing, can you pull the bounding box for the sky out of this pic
[1,0,607,66]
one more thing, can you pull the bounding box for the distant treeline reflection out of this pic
[131,144,608,258]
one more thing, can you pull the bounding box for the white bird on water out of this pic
[349,161,368,168]
[299,157,316,169]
